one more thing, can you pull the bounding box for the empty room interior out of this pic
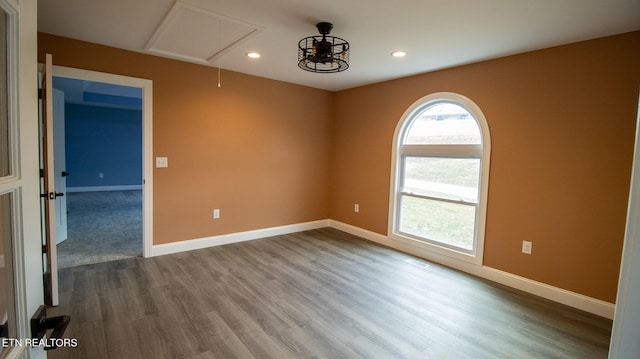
[2,0,640,358]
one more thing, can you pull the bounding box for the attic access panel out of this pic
[145,1,263,65]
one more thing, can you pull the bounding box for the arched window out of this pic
[389,93,490,264]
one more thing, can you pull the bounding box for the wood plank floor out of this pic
[48,228,612,358]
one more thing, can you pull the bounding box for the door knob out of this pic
[61,171,70,177]
[31,305,71,350]
[48,192,64,200]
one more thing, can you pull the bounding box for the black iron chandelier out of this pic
[298,22,349,73]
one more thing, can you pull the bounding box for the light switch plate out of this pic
[156,157,168,168]
[522,241,532,255]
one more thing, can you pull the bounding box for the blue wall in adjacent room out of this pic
[65,103,142,188]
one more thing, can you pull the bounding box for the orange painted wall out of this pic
[39,31,640,303]
[330,31,640,302]
[38,33,332,245]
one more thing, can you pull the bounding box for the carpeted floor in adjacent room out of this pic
[56,190,142,268]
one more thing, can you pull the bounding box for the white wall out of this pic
[609,100,640,358]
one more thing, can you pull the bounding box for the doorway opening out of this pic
[51,66,153,267]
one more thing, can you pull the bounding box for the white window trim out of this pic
[388,92,491,265]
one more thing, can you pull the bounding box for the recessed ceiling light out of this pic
[247,52,261,59]
[391,51,407,58]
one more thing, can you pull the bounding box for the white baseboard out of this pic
[151,219,329,257]
[328,220,616,319]
[147,217,614,319]
[67,185,143,193]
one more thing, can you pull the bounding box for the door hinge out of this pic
[42,244,47,254]
[38,88,44,99]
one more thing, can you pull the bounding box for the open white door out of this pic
[41,53,60,307]
[1,0,65,358]
[53,88,68,244]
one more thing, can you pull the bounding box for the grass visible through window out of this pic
[400,195,475,250]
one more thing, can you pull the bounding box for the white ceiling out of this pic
[38,0,640,92]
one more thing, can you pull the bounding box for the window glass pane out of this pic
[0,192,14,352]
[399,195,475,250]
[403,156,479,203]
[405,103,481,144]
[0,11,9,178]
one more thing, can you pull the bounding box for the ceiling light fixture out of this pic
[391,51,407,58]
[247,52,261,59]
[298,22,349,73]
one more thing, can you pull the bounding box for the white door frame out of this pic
[52,87,67,244]
[52,66,153,258]
[609,99,640,358]
[2,0,45,358]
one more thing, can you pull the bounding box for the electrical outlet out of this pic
[156,157,168,168]
[354,204,359,213]
[99,172,104,178]
[522,241,532,255]
[213,209,220,219]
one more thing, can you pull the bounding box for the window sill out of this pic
[389,232,483,266]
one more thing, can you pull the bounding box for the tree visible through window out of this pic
[391,93,490,262]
